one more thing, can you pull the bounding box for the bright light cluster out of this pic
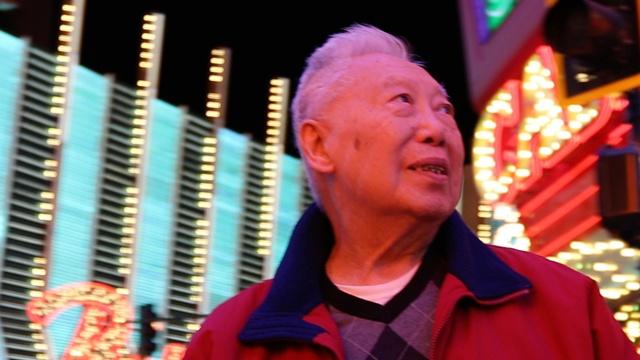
[26,282,133,359]
[256,78,290,256]
[473,81,518,203]
[548,232,640,346]
[470,43,637,348]
[519,48,600,168]
[548,232,640,301]
[490,203,531,251]
[472,46,602,204]
[614,303,640,349]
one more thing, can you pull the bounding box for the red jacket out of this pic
[185,205,638,359]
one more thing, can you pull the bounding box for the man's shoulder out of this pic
[184,280,274,357]
[201,279,273,332]
[488,244,593,287]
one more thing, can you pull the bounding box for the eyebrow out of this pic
[382,76,450,100]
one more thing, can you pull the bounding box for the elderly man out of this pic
[184,25,637,359]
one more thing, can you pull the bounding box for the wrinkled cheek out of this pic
[452,178,464,201]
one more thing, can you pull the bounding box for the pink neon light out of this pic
[527,185,599,238]
[504,80,522,127]
[536,215,601,256]
[537,46,558,85]
[544,100,613,169]
[607,123,633,146]
[492,80,521,187]
[519,154,598,215]
[479,44,630,256]
[494,45,611,203]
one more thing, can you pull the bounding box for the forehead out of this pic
[347,54,446,97]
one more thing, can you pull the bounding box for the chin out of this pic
[408,202,456,222]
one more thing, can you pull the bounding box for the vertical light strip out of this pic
[123,13,165,287]
[206,48,231,127]
[195,47,232,274]
[256,78,290,260]
[46,66,109,359]
[40,0,86,230]
[476,201,494,243]
[190,133,216,303]
[32,1,86,358]
[123,13,165,356]
[50,0,85,117]
[185,47,232,332]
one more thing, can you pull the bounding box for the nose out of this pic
[414,112,445,146]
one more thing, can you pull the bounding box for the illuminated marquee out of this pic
[472,45,632,253]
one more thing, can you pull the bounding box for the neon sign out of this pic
[472,45,632,253]
[26,282,190,359]
[27,282,133,359]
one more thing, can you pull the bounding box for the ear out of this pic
[299,119,335,174]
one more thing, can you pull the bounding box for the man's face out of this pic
[320,54,464,220]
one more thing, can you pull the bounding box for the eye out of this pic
[437,102,455,116]
[393,93,413,104]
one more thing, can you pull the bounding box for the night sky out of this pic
[6,1,479,160]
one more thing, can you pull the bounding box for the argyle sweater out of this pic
[321,235,446,360]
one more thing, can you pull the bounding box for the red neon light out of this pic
[543,99,612,170]
[162,343,187,360]
[26,283,199,358]
[494,80,522,176]
[475,44,634,256]
[527,185,599,238]
[607,123,633,146]
[504,80,521,127]
[519,154,598,215]
[485,46,617,205]
[512,132,543,200]
[537,45,558,86]
[536,215,601,256]
[27,282,133,359]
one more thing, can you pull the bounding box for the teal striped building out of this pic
[0,30,312,359]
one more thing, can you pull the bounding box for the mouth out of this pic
[408,160,449,176]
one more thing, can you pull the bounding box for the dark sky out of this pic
[4,1,478,160]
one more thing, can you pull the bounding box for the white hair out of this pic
[291,24,416,206]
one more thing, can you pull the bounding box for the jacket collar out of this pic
[239,204,531,343]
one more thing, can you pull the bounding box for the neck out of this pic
[324,203,443,286]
